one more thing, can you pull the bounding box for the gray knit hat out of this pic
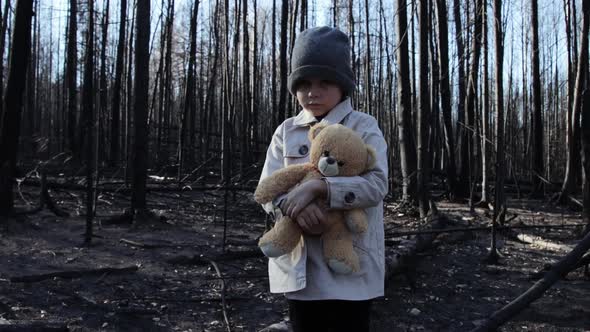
[288,26,355,96]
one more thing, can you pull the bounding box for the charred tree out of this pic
[65,0,78,157]
[559,0,587,204]
[531,0,544,197]
[82,0,95,244]
[435,0,458,200]
[487,0,506,264]
[277,0,288,126]
[460,0,484,201]
[110,0,126,165]
[131,0,150,216]
[0,0,34,217]
[397,0,418,204]
[417,0,431,218]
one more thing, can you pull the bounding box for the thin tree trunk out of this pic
[66,0,78,157]
[531,0,544,197]
[435,0,458,200]
[453,0,466,157]
[179,0,200,177]
[364,0,372,116]
[460,0,484,200]
[0,0,34,216]
[0,0,10,115]
[417,0,431,218]
[99,0,109,166]
[480,0,489,204]
[397,0,418,204]
[488,0,506,264]
[271,0,277,129]
[82,0,95,244]
[131,0,150,214]
[110,0,126,165]
[241,0,250,175]
[559,0,585,204]
[578,0,590,230]
[277,0,288,125]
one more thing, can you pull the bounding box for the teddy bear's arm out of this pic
[254,164,315,204]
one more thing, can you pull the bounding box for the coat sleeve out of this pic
[323,116,389,209]
[258,123,287,216]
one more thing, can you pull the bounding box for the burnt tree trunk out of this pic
[417,0,431,218]
[82,0,95,244]
[488,0,506,264]
[435,0,458,200]
[0,0,34,217]
[131,0,150,214]
[66,0,78,157]
[531,0,544,197]
[397,0,417,204]
[110,0,126,165]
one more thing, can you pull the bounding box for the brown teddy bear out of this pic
[254,123,377,274]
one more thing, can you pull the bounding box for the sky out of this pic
[34,0,577,89]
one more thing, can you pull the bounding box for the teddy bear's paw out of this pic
[345,216,367,234]
[259,242,288,258]
[328,259,354,274]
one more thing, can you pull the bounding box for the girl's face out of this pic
[296,79,343,117]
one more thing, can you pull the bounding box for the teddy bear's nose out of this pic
[326,157,335,165]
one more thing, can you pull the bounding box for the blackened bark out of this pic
[82,0,95,244]
[66,0,78,157]
[110,0,126,165]
[417,0,431,218]
[131,0,150,212]
[531,0,544,197]
[277,0,288,125]
[396,0,418,204]
[0,0,34,216]
[435,0,458,200]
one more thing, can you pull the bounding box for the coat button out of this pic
[344,192,356,203]
[299,145,309,156]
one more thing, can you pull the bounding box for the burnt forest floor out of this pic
[0,182,589,332]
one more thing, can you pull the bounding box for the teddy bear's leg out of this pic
[258,216,302,257]
[344,209,368,234]
[322,222,360,274]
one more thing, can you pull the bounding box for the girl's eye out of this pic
[323,151,330,157]
[338,161,344,166]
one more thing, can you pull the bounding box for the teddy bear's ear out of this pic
[366,145,377,170]
[308,123,328,141]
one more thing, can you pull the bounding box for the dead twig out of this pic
[0,321,69,332]
[10,265,139,283]
[207,259,232,332]
[385,223,588,239]
[166,250,263,265]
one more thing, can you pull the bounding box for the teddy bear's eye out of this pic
[337,161,344,166]
[323,151,330,157]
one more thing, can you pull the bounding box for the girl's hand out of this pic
[281,179,327,219]
[295,202,326,235]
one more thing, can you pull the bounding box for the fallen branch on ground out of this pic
[0,321,69,332]
[10,265,139,283]
[470,230,590,332]
[166,250,262,265]
[207,260,232,332]
[385,223,587,239]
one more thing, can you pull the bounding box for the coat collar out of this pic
[292,98,354,127]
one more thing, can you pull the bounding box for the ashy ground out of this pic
[0,186,589,331]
